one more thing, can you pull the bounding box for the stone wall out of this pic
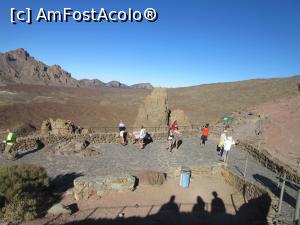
[221,167,277,225]
[221,167,273,201]
[14,129,200,151]
[238,142,300,184]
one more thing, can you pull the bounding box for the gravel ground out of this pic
[0,136,298,224]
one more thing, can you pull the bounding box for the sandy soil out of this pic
[23,174,244,225]
[254,95,300,169]
[0,84,149,130]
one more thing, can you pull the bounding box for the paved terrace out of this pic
[0,136,298,224]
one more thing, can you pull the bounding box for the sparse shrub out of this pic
[0,164,50,224]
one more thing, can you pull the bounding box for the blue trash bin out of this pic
[180,169,191,188]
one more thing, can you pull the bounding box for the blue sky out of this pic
[0,0,300,87]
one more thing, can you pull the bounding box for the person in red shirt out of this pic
[200,123,209,146]
[170,120,178,131]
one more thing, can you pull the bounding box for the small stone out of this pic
[65,188,74,196]
[48,203,72,215]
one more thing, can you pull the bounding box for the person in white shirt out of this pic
[139,126,147,149]
[221,136,235,162]
[118,120,127,145]
[217,130,227,156]
[119,120,125,131]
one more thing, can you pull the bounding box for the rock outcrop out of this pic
[137,171,167,186]
[134,88,170,128]
[47,203,72,215]
[130,83,153,90]
[0,48,79,86]
[169,109,191,127]
[13,123,36,137]
[41,118,83,135]
[73,175,136,200]
[47,140,98,157]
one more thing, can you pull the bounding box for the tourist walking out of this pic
[2,129,17,160]
[166,128,175,152]
[221,136,235,162]
[217,130,227,156]
[200,123,209,147]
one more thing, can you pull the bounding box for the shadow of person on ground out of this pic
[176,140,183,149]
[192,195,205,213]
[253,173,296,207]
[158,195,179,213]
[156,195,180,224]
[211,191,226,214]
[50,191,271,225]
[16,139,45,159]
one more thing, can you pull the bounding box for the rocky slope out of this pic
[0,48,79,87]
[0,48,153,89]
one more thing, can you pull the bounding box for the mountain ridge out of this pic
[0,48,154,90]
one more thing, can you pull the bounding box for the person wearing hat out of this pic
[221,136,235,163]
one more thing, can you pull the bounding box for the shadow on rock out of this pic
[253,173,296,207]
[16,139,45,159]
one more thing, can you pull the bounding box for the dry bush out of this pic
[0,164,50,224]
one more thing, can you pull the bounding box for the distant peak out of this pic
[7,48,30,60]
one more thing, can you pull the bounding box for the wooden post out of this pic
[294,190,300,225]
[243,155,248,178]
[278,173,286,215]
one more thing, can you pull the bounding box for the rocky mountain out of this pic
[130,83,153,90]
[0,48,79,87]
[79,79,154,89]
[0,48,153,89]
[106,80,128,88]
[78,79,105,87]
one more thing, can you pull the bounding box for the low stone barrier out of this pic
[221,166,276,224]
[238,142,300,184]
[13,129,200,151]
[221,166,273,200]
[73,175,136,200]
